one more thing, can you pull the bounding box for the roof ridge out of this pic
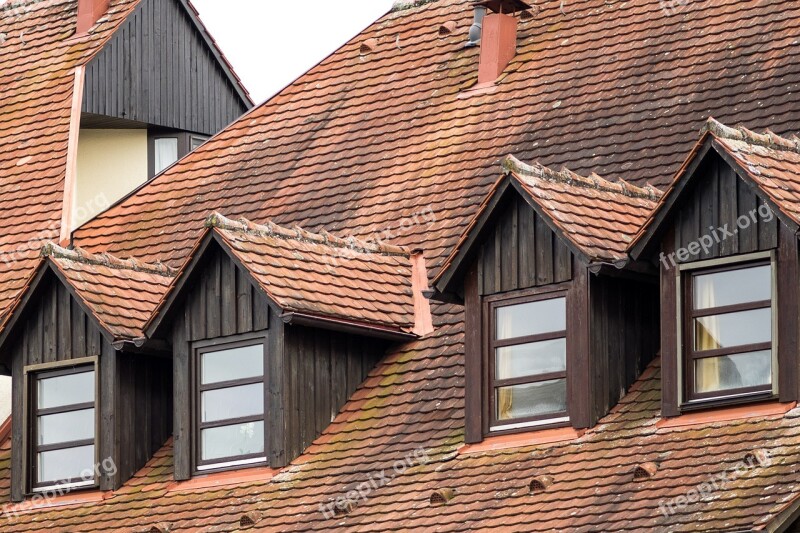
[205,213,410,257]
[502,155,661,201]
[41,242,176,277]
[703,117,800,154]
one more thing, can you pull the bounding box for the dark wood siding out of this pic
[82,0,248,135]
[673,154,778,263]
[478,194,573,296]
[169,242,386,474]
[8,271,171,501]
[170,244,270,480]
[280,325,384,465]
[589,275,660,422]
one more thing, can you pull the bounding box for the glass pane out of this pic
[496,379,567,421]
[694,308,771,351]
[202,383,264,423]
[695,350,772,394]
[693,265,770,309]
[38,445,95,484]
[38,409,94,446]
[190,136,207,150]
[496,297,566,341]
[37,371,94,409]
[154,138,179,174]
[201,421,264,462]
[201,344,264,385]
[495,339,566,380]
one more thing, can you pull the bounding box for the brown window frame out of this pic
[485,287,570,432]
[192,333,269,474]
[681,258,776,405]
[25,358,99,493]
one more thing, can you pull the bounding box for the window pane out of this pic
[695,350,772,394]
[38,445,95,484]
[38,409,94,446]
[154,138,179,174]
[495,339,566,380]
[37,371,94,409]
[202,383,264,423]
[190,136,208,150]
[694,308,771,351]
[693,265,770,309]
[201,344,264,384]
[496,379,566,421]
[201,421,264,462]
[496,297,566,340]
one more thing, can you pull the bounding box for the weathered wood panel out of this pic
[82,0,248,134]
[280,325,385,466]
[589,274,660,421]
[673,155,778,263]
[6,272,171,499]
[478,194,573,296]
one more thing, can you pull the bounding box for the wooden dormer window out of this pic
[489,292,568,431]
[27,360,98,492]
[194,336,268,472]
[682,258,775,404]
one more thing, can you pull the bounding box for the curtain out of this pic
[694,281,720,392]
[154,138,179,174]
[497,314,514,420]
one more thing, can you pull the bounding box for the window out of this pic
[28,363,96,492]
[489,293,568,431]
[683,261,774,402]
[195,339,267,471]
[190,134,208,151]
[153,137,179,175]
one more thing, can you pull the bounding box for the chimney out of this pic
[471,0,531,85]
[76,0,110,34]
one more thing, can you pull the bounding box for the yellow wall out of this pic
[74,129,148,229]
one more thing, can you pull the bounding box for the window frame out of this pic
[24,357,99,493]
[485,286,570,432]
[191,333,269,474]
[147,131,209,179]
[679,252,778,406]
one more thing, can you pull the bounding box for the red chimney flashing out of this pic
[76,0,110,34]
[477,13,518,85]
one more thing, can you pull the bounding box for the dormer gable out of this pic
[432,157,662,443]
[631,119,800,417]
[0,244,175,502]
[146,214,432,478]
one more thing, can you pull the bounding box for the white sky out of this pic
[192,0,395,104]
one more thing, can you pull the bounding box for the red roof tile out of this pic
[151,213,424,336]
[73,0,800,280]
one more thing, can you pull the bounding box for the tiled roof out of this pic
[706,119,800,224]
[73,0,800,280]
[160,213,424,335]
[0,243,175,342]
[0,0,141,318]
[2,309,799,531]
[438,155,660,287]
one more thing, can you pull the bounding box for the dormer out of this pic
[631,119,800,416]
[0,245,174,502]
[432,156,661,443]
[146,214,433,478]
[67,0,252,231]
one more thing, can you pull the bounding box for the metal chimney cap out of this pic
[474,0,532,14]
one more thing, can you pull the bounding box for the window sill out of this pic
[5,489,110,516]
[458,426,584,455]
[167,466,277,493]
[657,400,796,430]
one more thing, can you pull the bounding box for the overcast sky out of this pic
[192,0,395,104]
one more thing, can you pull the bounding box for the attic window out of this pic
[488,291,569,432]
[195,337,268,472]
[27,362,97,492]
[682,259,775,404]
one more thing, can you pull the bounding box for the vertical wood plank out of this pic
[661,227,680,417]
[464,261,483,443]
[777,226,799,402]
[172,309,191,481]
[567,258,591,428]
